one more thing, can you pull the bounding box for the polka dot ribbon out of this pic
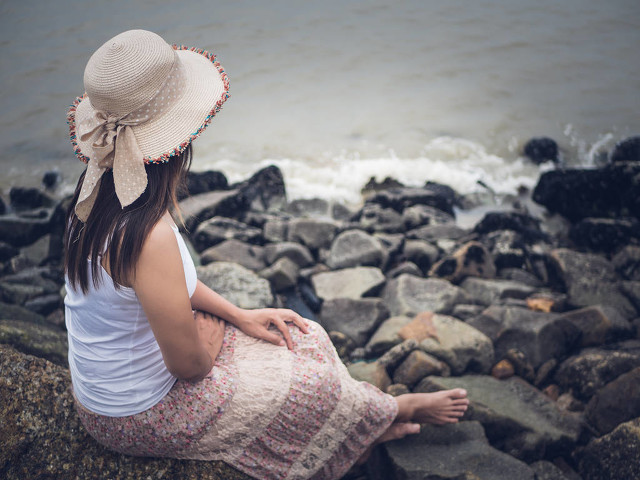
[75,61,186,222]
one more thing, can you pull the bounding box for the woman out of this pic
[64,29,468,480]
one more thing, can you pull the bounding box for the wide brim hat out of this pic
[67,29,229,221]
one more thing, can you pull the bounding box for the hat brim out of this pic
[68,45,230,164]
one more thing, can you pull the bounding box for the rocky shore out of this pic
[1,136,639,480]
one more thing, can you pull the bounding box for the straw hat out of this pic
[67,29,230,221]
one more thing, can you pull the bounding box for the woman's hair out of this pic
[64,145,192,293]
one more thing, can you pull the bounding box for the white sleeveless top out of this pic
[65,223,197,417]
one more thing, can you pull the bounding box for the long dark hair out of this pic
[64,145,192,293]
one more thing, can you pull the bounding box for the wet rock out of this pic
[392,350,449,386]
[179,189,247,230]
[0,318,67,366]
[558,305,634,347]
[532,162,640,221]
[197,262,273,309]
[364,315,412,357]
[287,218,338,250]
[318,297,389,347]
[612,245,640,281]
[382,274,471,317]
[0,196,4,215]
[192,217,262,251]
[347,361,391,392]
[554,348,640,401]
[491,359,515,379]
[373,421,535,480]
[361,176,405,195]
[460,277,537,306]
[417,375,583,462]
[419,314,494,375]
[378,339,419,372]
[263,241,314,268]
[524,137,559,164]
[401,239,439,274]
[585,367,640,435]
[402,204,455,230]
[9,187,55,210]
[233,165,286,212]
[258,257,299,292]
[569,217,640,253]
[356,204,404,233]
[0,209,54,247]
[0,345,249,480]
[429,241,496,283]
[311,266,385,301]
[385,261,422,278]
[327,229,387,269]
[200,239,266,271]
[574,417,640,480]
[185,169,228,197]
[468,306,581,368]
[610,135,640,163]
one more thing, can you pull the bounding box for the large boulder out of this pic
[185,169,228,197]
[179,189,247,231]
[232,165,287,212]
[417,375,583,461]
[585,367,640,435]
[318,297,389,347]
[557,305,634,347]
[402,204,455,230]
[0,345,249,480]
[200,239,266,271]
[287,218,338,251]
[311,267,385,301]
[569,217,640,253]
[196,262,273,309]
[327,229,387,269]
[0,317,67,366]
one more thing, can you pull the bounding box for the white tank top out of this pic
[65,223,197,417]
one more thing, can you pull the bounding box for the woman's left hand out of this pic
[236,308,310,350]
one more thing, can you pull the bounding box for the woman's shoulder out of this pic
[142,218,180,255]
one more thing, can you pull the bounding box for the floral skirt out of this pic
[75,321,398,480]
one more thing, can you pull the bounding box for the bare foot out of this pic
[356,423,421,464]
[396,388,469,425]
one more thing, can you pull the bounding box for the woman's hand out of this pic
[236,308,309,350]
[194,311,226,363]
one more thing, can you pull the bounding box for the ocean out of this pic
[1,0,639,206]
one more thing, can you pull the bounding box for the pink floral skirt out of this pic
[75,321,398,480]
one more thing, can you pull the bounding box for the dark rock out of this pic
[382,274,471,317]
[482,230,528,270]
[45,308,65,327]
[356,204,404,233]
[0,318,67,366]
[532,162,640,221]
[331,202,353,221]
[0,209,54,247]
[318,297,389,347]
[0,345,249,480]
[585,366,640,435]
[9,187,55,210]
[200,239,266,271]
[620,280,640,314]
[556,392,585,413]
[193,217,263,252]
[366,184,456,216]
[373,232,405,258]
[361,176,404,194]
[185,169,228,197]
[327,229,387,269]
[498,267,544,287]
[558,305,634,347]
[530,460,571,480]
[554,347,640,401]
[0,241,17,262]
[179,189,248,231]
[402,204,455,230]
[311,266,385,300]
[24,294,62,316]
[574,417,640,480]
[468,306,581,369]
[0,196,5,215]
[0,301,46,323]
[460,277,537,306]
[569,217,640,253]
[232,165,286,212]
[296,280,323,313]
[474,211,547,241]
[287,218,338,250]
[523,137,559,164]
[401,239,439,274]
[196,262,273,309]
[612,245,640,281]
[46,195,73,266]
[535,359,558,387]
[385,261,422,278]
[429,241,496,283]
[42,170,61,189]
[610,135,640,163]
[406,224,469,242]
[262,216,289,242]
[417,375,583,462]
[263,242,314,268]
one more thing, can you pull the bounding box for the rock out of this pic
[200,239,266,271]
[0,345,249,480]
[491,359,515,379]
[534,358,558,387]
[24,294,61,316]
[296,280,323,313]
[549,248,637,318]
[574,417,640,480]
[556,393,585,413]
[327,229,387,269]
[374,232,405,258]
[473,211,547,241]
[554,348,640,401]
[179,189,247,230]
[346,361,391,392]
[529,460,571,480]
[356,204,404,233]
[532,162,640,221]
[258,257,299,292]
[620,280,640,313]
[406,224,469,242]
[0,301,46,323]
[429,241,496,283]
[417,375,583,462]
[192,217,263,252]
[385,261,422,278]
[45,309,65,327]
[558,305,634,347]
[585,367,640,435]
[0,318,68,366]
[526,292,567,313]
[262,217,289,243]
[610,135,640,163]
[285,198,329,217]
[0,282,47,305]
[21,234,51,266]
[373,421,536,480]
[419,314,494,375]
[468,306,581,368]
[482,230,528,270]
[311,266,385,301]
[327,331,354,361]
[392,350,449,386]
[498,267,544,287]
[0,196,4,215]
[0,210,54,247]
[504,349,536,383]
[612,245,640,281]
[185,169,228,196]
[196,262,273,309]
[318,298,389,347]
[366,184,456,216]
[451,303,484,321]
[233,165,286,212]
[287,218,338,251]
[0,241,18,262]
[569,217,640,253]
[377,339,419,372]
[398,312,438,342]
[385,383,410,396]
[364,315,412,357]
[263,242,314,268]
[460,277,537,306]
[9,186,55,210]
[524,137,559,164]
[401,239,439,274]
[402,204,455,230]
[382,274,471,317]
[42,170,61,189]
[361,176,404,195]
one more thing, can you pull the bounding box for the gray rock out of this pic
[406,224,469,242]
[346,361,391,391]
[327,229,387,269]
[258,257,299,292]
[179,189,247,230]
[468,306,581,368]
[385,383,410,396]
[620,280,640,313]
[460,277,537,306]
[287,218,338,250]
[234,165,287,212]
[377,339,419,372]
[24,294,61,316]
[285,198,329,217]
[419,314,494,375]
[192,217,262,252]
[200,239,266,271]
[382,274,471,317]
[357,204,404,233]
[0,210,53,247]
[558,305,634,347]
[585,367,640,435]
[429,241,496,283]
[417,375,583,461]
[374,232,405,257]
[402,204,455,229]
[263,217,289,242]
[497,267,544,287]
[311,266,385,300]
[402,239,439,274]
[21,234,51,266]
[0,318,67,366]
[319,297,389,347]
[373,421,536,480]
[366,185,456,216]
[392,350,449,386]
[263,242,314,267]
[451,304,485,321]
[612,244,640,281]
[365,315,412,356]
[197,262,273,309]
[385,261,422,278]
[0,282,47,305]
[482,229,527,270]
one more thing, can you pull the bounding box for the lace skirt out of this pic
[75,321,398,480]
